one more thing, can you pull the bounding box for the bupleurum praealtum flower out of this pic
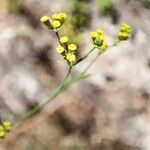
[0,125,5,139]
[56,36,77,66]
[40,16,52,29]
[68,44,77,51]
[118,23,132,41]
[40,13,67,31]
[60,36,69,44]
[56,46,65,54]
[3,121,13,132]
[41,13,77,66]
[0,120,13,139]
[66,53,76,63]
[41,13,132,67]
[90,28,109,52]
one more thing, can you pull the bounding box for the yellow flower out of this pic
[68,44,77,51]
[52,13,61,20]
[40,16,49,23]
[59,13,67,21]
[52,13,67,22]
[101,41,109,51]
[118,23,132,41]
[52,20,61,29]
[40,16,52,28]
[60,36,68,43]
[90,32,98,38]
[90,28,109,50]
[66,53,76,63]
[120,23,132,33]
[56,46,65,54]
[96,28,104,35]
[0,125,4,131]
[118,32,128,40]
[3,121,13,131]
[0,130,5,139]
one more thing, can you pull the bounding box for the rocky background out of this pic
[0,0,150,149]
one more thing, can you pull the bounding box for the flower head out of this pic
[0,130,5,139]
[68,44,77,51]
[40,13,67,30]
[60,36,68,44]
[52,13,61,20]
[0,121,13,139]
[100,41,109,51]
[96,28,104,35]
[118,23,132,41]
[90,32,98,40]
[66,53,76,63]
[2,121,13,131]
[40,16,49,23]
[56,46,65,54]
[90,28,109,51]
[52,20,61,29]
[52,13,67,23]
[0,125,5,138]
[0,125,4,131]
[40,16,52,28]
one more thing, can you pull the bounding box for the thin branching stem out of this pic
[82,52,101,74]
[73,47,96,66]
[17,65,72,124]
[17,31,118,125]
[111,40,120,47]
[55,31,61,45]
[55,31,96,67]
[64,66,72,80]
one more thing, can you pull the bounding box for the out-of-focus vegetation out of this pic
[69,0,91,30]
[141,0,150,7]
[5,0,20,13]
[97,0,113,14]
[61,0,91,53]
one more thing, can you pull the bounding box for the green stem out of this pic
[55,31,96,67]
[82,52,101,74]
[111,40,120,47]
[17,66,72,124]
[73,47,96,66]
[55,31,61,45]
[17,52,100,125]
[55,31,71,67]
[64,66,72,80]
[17,41,118,125]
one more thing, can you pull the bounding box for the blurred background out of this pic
[0,0,150,149]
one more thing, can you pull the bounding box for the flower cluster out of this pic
[56,36,77,65]
[40,12,132,68]
[0,121,13,139]
[90,28,109,51]
[40,13,67,31]
[118,23,132,41]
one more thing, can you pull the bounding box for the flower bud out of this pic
[100,41,109,51]
[56,46,65,54]
[66,53,76,63]
[52,13,67,23]
[52,20,61,29]
[2,121,13,132]
[0,130,6,139]
[68,44,77,51]
[40,16,52,29]
[0,125,4,131]
[91,28,109,51]
[118,23,132,41]
[60,36,68,44]
[90,32,98,41]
